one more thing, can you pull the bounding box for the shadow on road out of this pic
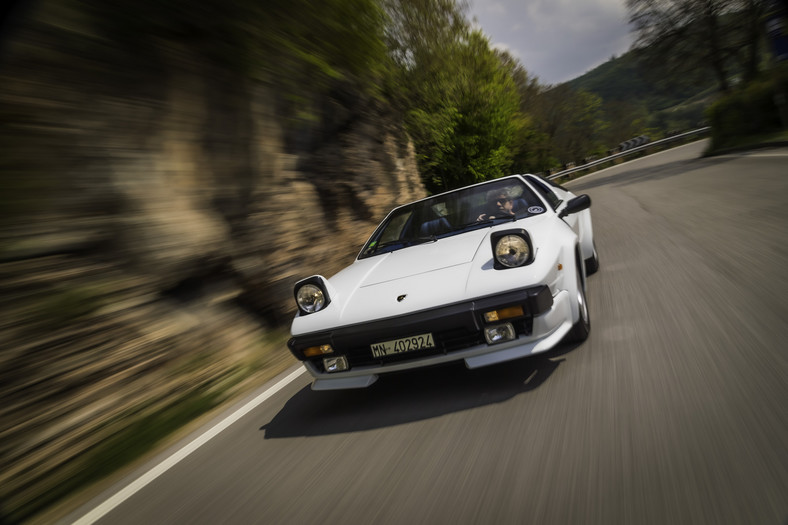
[260,342,581,438]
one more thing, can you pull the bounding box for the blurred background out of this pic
[1,0,786,521]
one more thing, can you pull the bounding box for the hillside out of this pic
[568,50,717,131]
[569,49,715,110]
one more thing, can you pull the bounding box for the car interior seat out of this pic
[512,198,530,214]
[419,217,451,236]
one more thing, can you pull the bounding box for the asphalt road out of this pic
[67,141,788,525]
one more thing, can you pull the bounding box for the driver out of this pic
[477,188,516,221]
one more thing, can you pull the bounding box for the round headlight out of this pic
[296,284,326,313]
[494,235,530,268]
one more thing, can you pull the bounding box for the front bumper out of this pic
[289,285,571,390]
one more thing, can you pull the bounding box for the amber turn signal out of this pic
[303,344,334,357]
[483,305,524,322]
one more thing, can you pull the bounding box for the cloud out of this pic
[469,0,634,83]
[475,1,508,16]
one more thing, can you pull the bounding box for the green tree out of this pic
[627,0,768,93]
[531,85,607,167]
[383,0,528,191]
[401,31,526,191]
[496,50,551,174]
[602,99,650,145]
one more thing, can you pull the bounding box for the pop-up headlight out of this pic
[294,276,332,314]
[490,229,533,269]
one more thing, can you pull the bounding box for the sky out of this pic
[468,0,635,85]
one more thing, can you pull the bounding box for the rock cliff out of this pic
[0,3,426,520]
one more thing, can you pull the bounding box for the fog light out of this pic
[484,323,516,345]
[304,344,334,357]
[323,356,348,373]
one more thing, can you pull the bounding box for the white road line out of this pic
[71,366,306,525]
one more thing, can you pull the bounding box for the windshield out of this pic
[359,178,545,258]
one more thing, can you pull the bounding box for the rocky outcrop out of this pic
[0,3,425,521]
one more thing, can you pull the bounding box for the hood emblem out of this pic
[397,294,407,302]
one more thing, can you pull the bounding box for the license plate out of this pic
[371,333,435,358]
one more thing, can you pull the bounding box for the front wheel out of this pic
[566,266,590,343]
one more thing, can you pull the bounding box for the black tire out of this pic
[566,264,590,343]
[584,242,599,276]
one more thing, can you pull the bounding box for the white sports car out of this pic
[288,174,598,390]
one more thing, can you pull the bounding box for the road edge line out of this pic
[70,366,306,525]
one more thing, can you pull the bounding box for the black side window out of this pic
[526,176,562,210]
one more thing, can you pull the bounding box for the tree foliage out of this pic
[707,63,788,148]
[528,85,608,167]
[86,0,388,96]
[626,0,769,93]
[67,0,726,188]
[383,0,528,191]
[82,0,718,187]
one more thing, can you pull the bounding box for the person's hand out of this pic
[476,213,489,221]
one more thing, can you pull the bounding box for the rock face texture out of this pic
[0,4,425,520]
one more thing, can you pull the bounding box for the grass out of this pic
[20,330,295,525]
[12,388,225,524]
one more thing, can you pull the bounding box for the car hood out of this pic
[357,233,484,286]
[293,230,490,333]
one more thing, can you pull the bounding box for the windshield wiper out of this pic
[455,219,493,230]
[408,235,438,244]
[454,215,517,233]
[494,214,518,223]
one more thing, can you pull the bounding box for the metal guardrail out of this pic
[546,127,711,181]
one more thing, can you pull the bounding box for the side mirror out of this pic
[558,194,591,218]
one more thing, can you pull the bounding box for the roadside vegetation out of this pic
[27,330,294,524]
[706,64,788,151]
[66,0,785,193]
[2,0,782,206]
[391,0,786,187]
[625,0,788,154]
